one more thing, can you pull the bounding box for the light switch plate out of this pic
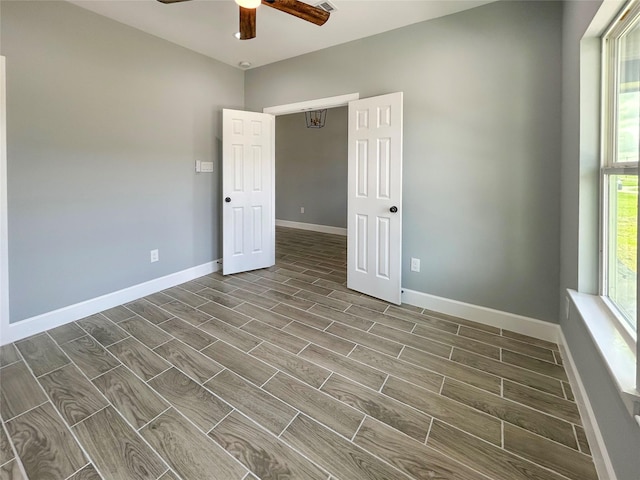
[200,161,214,173]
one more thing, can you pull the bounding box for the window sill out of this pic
[567,289,639,420]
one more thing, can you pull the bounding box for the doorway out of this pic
[274,106,348,236]
[222,92,404,304]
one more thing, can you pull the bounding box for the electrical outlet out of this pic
[410,257,420,272]
[150,249,159,263]
[300,207,305,214]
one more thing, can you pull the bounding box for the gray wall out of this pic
[275,107,347,228]
[561,2,640,479]
[247,0,563,323]
[1,1,244,322]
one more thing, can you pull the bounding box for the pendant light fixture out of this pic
[305,109,327,128]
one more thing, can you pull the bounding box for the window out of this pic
[602,1,640,338]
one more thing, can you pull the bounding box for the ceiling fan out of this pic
[157,0,331,40]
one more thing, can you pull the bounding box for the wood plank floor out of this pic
[0,227,598,480]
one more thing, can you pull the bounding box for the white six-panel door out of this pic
[222,109,275,275]
[347,93,403,304]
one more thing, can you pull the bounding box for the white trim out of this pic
[0,260,221,345]
[276,219,347,236]
[401,288,560,343]
[586,0,626,37]
[263,93,359,116]
[0,56,8,332]
[270,112,276,269]
[558,329,619,480]
[567,289,639,416]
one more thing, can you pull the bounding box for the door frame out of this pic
[263,93,360,116]
[1,56,9,331]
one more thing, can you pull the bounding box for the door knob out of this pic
[389,206,398,213]
[225,197,231,203]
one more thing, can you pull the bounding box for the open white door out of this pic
[222,109,275,275]
[347,92,403,304]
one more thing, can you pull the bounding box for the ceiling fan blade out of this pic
[157,0,192,4]
[262,0,329,26]
[239,6,257,40]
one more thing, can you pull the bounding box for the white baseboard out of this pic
[557,329,618,480]
[401,288,560,343]
[0,260,221,345]
[276,219,347,236]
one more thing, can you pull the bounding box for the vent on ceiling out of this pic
[315,0,337,13]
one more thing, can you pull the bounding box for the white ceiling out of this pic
[69,0,495,69]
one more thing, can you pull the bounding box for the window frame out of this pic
[600,0,640,344]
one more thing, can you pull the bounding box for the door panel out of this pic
[377,217,390,279]
[347,93,403,304]
[222,109,274,275]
